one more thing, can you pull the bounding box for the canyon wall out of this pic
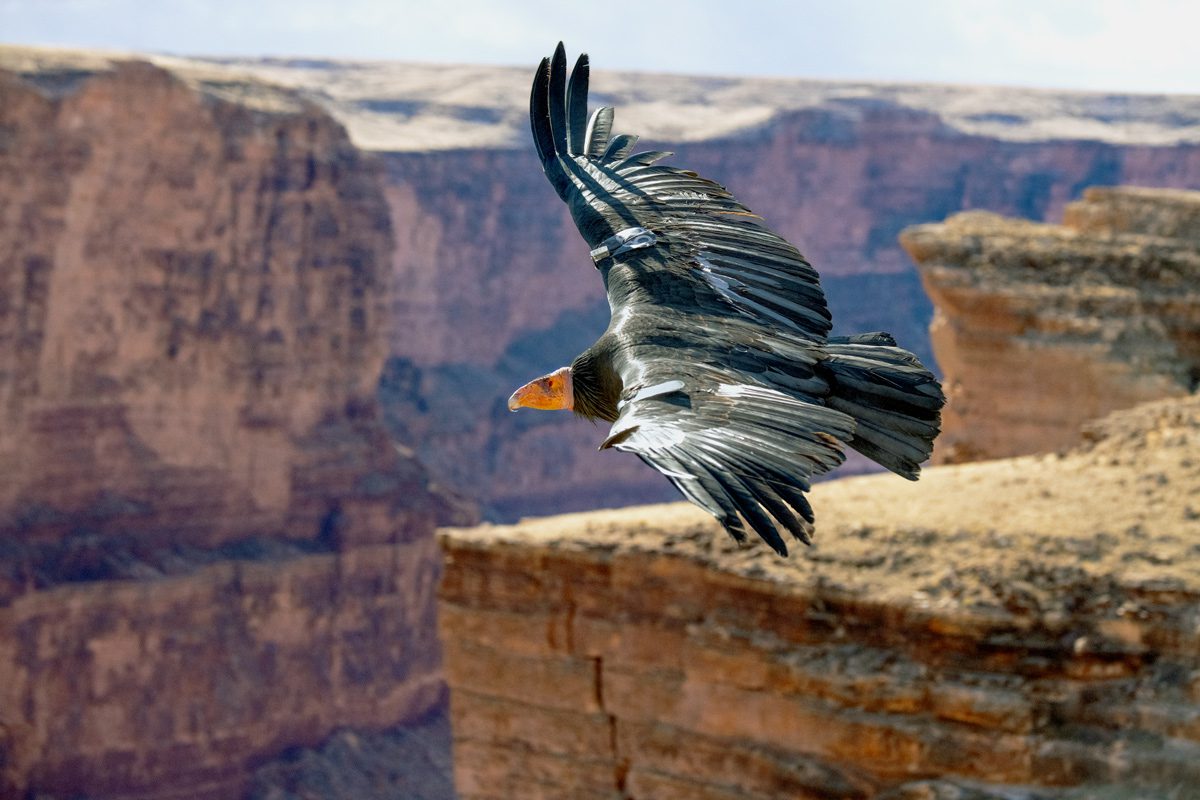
[0,58,461,798]
[1,538,448,799]
[903,186,1200,463]
[440,395,1200,799]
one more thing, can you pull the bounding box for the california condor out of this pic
[508,44,945,556]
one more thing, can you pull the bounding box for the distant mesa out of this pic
[5,44,1200,152]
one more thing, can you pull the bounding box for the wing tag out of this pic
[589,227,657,264]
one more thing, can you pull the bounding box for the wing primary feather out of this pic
[744,474,811,546]
[548,43,570,155]
[702,456,787,556]
[680,444,784,553]
[700,438,814,543]
[667,450,748,544]
[618,151,673,168]
[529,57,553,165]
[566,52,590,155]
[673,452,749,543]
[585,107,614,156]
[530,55,570,199]
[603,133,639,161]
[770,480,815,525]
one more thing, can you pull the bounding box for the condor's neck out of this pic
[570,342,623,423]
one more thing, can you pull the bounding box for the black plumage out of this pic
[518,44,945,556]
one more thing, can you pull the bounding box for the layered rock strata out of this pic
[1,538,448,799]
[0,58,408,549]
[440,396,1200,799]
[0,60,460,798]
[903,186,1200,462]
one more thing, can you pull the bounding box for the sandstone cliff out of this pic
[440,395,1200,799]
[0,58,460,798]
[903,186,1200,463]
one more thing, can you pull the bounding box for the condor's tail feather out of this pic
[821,333,944,479]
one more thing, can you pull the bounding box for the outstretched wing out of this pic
[604,371,856,556]
[530,45,862,553]
[530,43,832,342]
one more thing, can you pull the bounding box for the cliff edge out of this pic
[440,394,1200,799]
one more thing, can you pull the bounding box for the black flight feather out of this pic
[548,43,570,156]
[585,107,614,156]
[566,52,590,155]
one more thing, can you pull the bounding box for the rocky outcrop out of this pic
[0,57,399,549]
[1,538,447,799]
[902,186,1200,463]
[0,59,461,798]
[439,395,1200,799]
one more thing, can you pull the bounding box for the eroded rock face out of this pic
[902,186,1200,463]
[0,61,461,798]
[439,395,1200,799]
[0,59,457,549]
[1,539,447,799]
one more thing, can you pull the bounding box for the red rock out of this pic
[902,187,1200,462]
[439,397,1200,798]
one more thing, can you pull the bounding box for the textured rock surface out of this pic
[0,59,460,798]
[440,396,1200,799]
[247,699,456,800]
[1,539,447,799]
[903,186,1200,463]
[0,56,401,547]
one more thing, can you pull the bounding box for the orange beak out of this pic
[507,367,574,411]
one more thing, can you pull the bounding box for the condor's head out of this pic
[507,366,574,412]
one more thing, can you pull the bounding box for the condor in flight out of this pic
[508,44,944,556]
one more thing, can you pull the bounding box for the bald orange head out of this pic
[508,366,574,412]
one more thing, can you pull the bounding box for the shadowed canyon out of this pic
[1,45,1199,799]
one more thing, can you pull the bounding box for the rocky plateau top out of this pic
[3,44,1200,152]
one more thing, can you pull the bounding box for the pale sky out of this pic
[2,0,1198,94]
